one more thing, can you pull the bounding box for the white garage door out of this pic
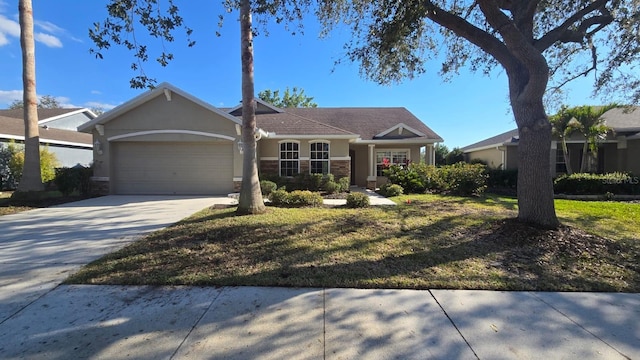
[112,142,233,195]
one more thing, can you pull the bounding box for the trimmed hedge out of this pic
[383,162,487,196]
[554,172,640,195]
[261,174,350,194]
[54,166,93,196]
[268,189,324,207]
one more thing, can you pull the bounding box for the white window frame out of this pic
[376,149,410,176]
[279,140,300,177]
[309,140,330,175]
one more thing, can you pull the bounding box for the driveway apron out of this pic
[0,195,230,323]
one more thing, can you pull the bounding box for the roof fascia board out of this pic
[78,82,241,132]
[227,98,284,114]
[38,108,95,125]
[0,133,92,148]
[265,134,360,140]
[375,122,426,138]
[356,138,442,145]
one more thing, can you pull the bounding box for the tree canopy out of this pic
[9,95,61,109]
[258,87,317,108]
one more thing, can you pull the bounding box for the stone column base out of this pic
[366,180,377,190]
[90,178,110,196]
[233,181,242,192]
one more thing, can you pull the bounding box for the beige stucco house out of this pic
[461,107,640,176]
[78,82,443,195]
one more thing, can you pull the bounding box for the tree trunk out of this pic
[236,0,266,215]
[509,67,559,229]
[580,142,589,173]
[561,138,572,175]
[18,0,43,192]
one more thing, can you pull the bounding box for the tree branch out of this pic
[423,1,517,72]
[535,0,611,51]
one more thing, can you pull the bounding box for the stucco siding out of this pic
[44,113,92,131]
[467,148,503,168]
[105,93,238,138]
[627,139,640,175]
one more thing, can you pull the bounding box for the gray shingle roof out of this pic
[250,107,442,141]
[0,108,87,121]
[602,106,640,132]
[461,128,519,152]
[0,116,92,146]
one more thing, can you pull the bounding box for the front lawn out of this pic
[66,194,640,292]
[0,191,88,216]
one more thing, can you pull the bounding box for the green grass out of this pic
[66,194,640,292]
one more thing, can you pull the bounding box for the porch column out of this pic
[426,144,435,165]
[367,144,377,190]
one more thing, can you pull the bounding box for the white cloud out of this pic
[90,90,102,95]
[34,32,62,48]
[34,20,64,34]
[0,14,63,48]
[85,101,118,110]
[0,15,20,46]
[0,89,22,106]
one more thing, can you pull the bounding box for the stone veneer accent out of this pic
[260,160,279,176]
[367,180,377,190]
[330,160,350,179]
[260,159,351,180]
[233,181,242,192]
[91,179,110,196]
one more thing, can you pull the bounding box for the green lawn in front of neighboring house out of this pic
[66,194,640,292]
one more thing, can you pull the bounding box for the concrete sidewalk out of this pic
[0,286,637,359]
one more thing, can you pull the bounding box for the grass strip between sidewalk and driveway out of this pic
[65,194,640,292]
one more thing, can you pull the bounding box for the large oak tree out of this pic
[314,0,639,228]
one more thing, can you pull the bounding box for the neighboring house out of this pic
[0,111,94,167]
[78,82,443,195]
[0,107,97,131]
[461,107,640,175]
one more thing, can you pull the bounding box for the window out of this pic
[310,142,330,174]
[376,150,408,176]
[279,141,300,176]
[555,147,567,173]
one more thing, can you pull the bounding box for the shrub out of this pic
[337,177,351,192]
[54,166,93,196]
[0,144,17,190]
[438,163,487,196]
[379,183,404,197]
[287,190,323,207]
[323,180,340,194]
[554,172,640,195]
[260,180,277,196]
[3,142,60,188]
[346,192,370,208]
[268,188,289,206]
[268,189,323,207]
[486,169,518,189]
[384,163,429,194]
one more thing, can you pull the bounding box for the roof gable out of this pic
[228,98,284,116]
[375,123,426,139]
[461,128,519,152]
[78,82,241,132]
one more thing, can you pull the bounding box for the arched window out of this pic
[310,141,330,175]
[279,141,300,176]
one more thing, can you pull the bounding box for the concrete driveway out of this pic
[0,195,235,323]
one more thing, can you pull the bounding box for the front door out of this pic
[350,150,356,185]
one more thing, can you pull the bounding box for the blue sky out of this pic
[0,1,605,148]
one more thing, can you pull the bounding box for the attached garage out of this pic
[111,141,233,195]
[78,83,244,195]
